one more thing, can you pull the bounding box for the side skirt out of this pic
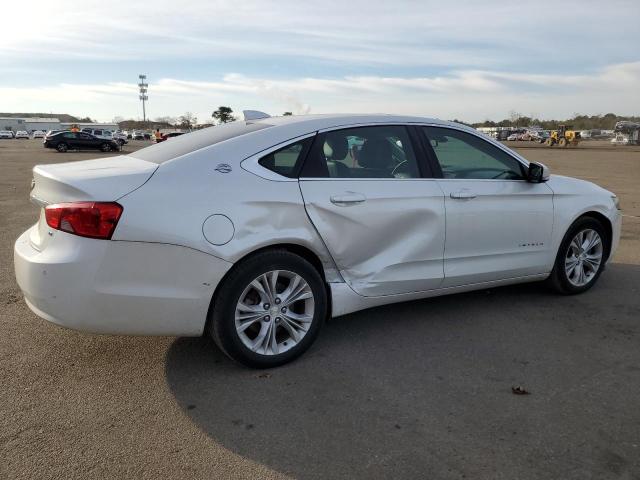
[329,273,550,318]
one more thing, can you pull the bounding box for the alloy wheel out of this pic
[234,270,315,355]
[564,229,603,287]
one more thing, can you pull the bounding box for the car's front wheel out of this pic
[100,143,112,152]
[549,217,608,294]
[209,250,327,368]
[56,143,68,152]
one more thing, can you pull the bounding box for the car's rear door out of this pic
[299,124,445,297]
[420,125,554,287]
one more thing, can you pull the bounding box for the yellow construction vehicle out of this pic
[545,125,580,147]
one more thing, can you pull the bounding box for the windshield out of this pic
[129,122,273,164]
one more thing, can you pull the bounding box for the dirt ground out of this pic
[1,138,639,479]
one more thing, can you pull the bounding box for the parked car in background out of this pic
[14,113,622,368]
[45,130,63,140]
[44,131,120,152]
[132,130,145,140]
[32,130,46,139]
[155,131,185,142]
[111,131,129,145]
[506,133,520,141]
[15,131,30,139]
[82,128,114,141]
[0,130,14,139]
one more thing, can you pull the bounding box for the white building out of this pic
[0,117,62,133]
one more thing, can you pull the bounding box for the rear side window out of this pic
[301,125,420,179]
[258,138,312,178]
[130,121,273,164]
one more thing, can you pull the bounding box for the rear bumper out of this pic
[14,227,233,336]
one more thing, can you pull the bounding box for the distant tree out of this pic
[283,111,293,116]
[212,106,235,124]
[178,112,197,129]
[154,116,177,126]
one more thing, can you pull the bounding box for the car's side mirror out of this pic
[527,162,550,183]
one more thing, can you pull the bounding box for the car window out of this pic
[422,127,525,180]
[63,132,75,138]
[303,125,420,179]
[258,138,311,178]
[94,130,102,136]
[79,133,92,139]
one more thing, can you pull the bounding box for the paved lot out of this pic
[1,139,639,479]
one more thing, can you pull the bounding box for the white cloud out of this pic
[1,62,638,122]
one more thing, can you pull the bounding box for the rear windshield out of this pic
[129,121,273,164]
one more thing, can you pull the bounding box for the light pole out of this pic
[138,74,148,124]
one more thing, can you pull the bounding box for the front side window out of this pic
[303,125,420,179]
[63,132,75,139]
[258,138,311,178]
[423,127,525,180]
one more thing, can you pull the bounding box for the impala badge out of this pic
[215,163,232,174]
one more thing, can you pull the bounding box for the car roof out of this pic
[249,113,451,130]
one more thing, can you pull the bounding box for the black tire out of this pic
[209,249,327,368]
[100,143,111,152]
[548,216,609,294]
[56,143,68,152]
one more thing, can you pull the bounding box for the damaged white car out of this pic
[15,113,622,367]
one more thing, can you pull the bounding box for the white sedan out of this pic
[14,113,622,368]
[15,130,30,139]
[32,130,46,139]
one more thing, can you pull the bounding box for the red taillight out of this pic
[45,202,123,239]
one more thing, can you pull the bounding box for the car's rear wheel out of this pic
[56,143,68,152]
[549,217,608,294]
[100,143,111,152]
[209,250,327,368]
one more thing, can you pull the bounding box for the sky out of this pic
[1,0,639,123]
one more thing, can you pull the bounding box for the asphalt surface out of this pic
[1,139,639,479]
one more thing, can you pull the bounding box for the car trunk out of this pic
[29,155,158,250]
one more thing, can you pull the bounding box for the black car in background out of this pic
[43,131,120,153]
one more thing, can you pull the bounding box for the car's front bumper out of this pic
[14,226,233,336]
[609,209,622,261]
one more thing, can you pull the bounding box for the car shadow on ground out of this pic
[165,264,640,479]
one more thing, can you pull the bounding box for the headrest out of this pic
[358,138,392,169]
[323,135,348,160]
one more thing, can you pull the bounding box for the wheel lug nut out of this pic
[275,317,281,323]
[263,303,270,310]
[281,307,287,313]
[263,315,270,322]
[274,298,281,305]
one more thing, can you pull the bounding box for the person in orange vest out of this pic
[154,128,163,142]
[70,124,80,132]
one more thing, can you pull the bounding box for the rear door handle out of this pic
[330,192,366,206]
[450,190,477,199]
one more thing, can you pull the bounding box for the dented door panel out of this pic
[299,179,445,296]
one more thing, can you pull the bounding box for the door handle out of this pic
[450,190,477,199]
[330,192,366,206]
